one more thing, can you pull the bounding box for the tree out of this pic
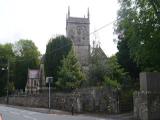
[0,43,15,96]
[149,0,160,22]
[116,39,141,89]
[115,0,160,71]
[88,44,126,88]
[106,56,126,82]
[116,39,140,81]
[44,35,72,87]
[88,45,109,86]
[56,48,86,90]
[104,55,128,89]
[13,39,40,90]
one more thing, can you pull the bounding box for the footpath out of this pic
[1,104,133,120]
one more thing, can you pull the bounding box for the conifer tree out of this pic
[56,48,86,90]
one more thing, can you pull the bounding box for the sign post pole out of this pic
[46,77,53,111]
[49,80,51,109]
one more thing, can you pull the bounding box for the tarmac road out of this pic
[0,105,112,120]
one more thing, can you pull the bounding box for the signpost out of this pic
[46,77,53,110]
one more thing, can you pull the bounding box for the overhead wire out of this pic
[0,18,119,62]
[46,19,119,54]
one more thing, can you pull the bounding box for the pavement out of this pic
[0,104,134,120]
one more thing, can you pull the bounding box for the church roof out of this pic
[92,46,107,59]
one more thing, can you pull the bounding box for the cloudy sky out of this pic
[0,0,119,56]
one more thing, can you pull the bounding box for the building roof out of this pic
[92,46,107,59]
[28,69,40,79]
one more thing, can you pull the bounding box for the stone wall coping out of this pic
[134,91,160,96]
[140,72,160,74]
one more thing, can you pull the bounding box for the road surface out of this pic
[0,105,110,120]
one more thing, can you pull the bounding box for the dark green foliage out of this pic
[116,39,141,89]
[13,40,40,90]
[103,55,127,89]
[89,61,108,86]
[115,0,160,72]
[0,43,15,96]
[89,45,126,88]
[104,78,120,88]
[106,56,126,83]
[0,60,7,96]
[88,46,109,86]
[116,39,140,80]
[44,35,72,87]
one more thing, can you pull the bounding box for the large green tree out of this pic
[115,0,160,71]
[13,40,40,90]
[116,39,140,79]
[116,39,141,89]
[0,43,15,96]
[56,49,86,90]
[44,35,72,87]
[104,55,128,89]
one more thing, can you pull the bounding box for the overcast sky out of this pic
[0,0,119,56]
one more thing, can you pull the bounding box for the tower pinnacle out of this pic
[87,8,90,19]
[68,6,70,18]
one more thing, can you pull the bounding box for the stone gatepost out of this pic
[134,72,160,120]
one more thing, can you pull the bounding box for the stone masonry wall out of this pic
[133,91,148,120]
[134,72,160,120]
[0,87,118,113]
[51,87,118,113]
[133,91,160,120]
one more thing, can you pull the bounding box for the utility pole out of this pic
[7,59,9,104]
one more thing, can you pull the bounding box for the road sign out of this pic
[46,77,53,83]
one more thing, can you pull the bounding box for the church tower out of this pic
[66,7,90,71]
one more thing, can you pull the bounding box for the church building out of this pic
[66,7,90,72]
